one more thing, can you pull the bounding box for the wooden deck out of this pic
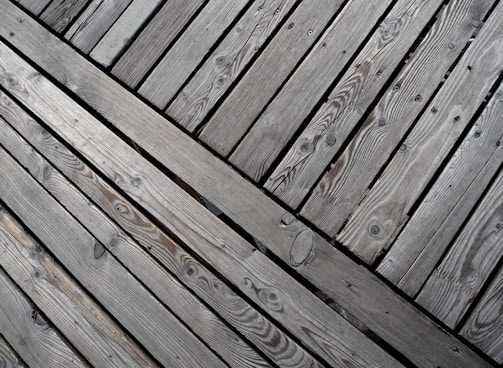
[0,0,502,366]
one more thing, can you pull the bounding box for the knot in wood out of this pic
[290,229,314,267]
[279,212,295,227]
[369,224,381,236]
[378,18,402,47]
[326,134,336,147]
[298,139,314,154]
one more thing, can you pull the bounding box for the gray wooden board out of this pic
[0,210,153,368]
[0,4,492,367]
[0,93,321,368]
[64,0,132,54]
[0,335,26,368]
[166,0,298,132]
[266,0,477,208]
[415,168,503,328]
[0,40,400,368]
[0,150,223,366]
[138,0,250,108]
[377,79,503,296]
[199,0,346,156]
[229,0,396,181]
[0,117,272,368]
[39,0,90,33]
[461,266,503,364]
[14,0,50,15]
[301,0,502,237]
[336,0,501,262]
[112,0,205,88]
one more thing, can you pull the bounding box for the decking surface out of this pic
[0,0,502,367]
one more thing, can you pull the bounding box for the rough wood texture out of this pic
[64,0,132,54]
[0,148,223,366]
[138,0,249,108]
[230,0,396,181]
[0,40,399,368]
[415,169,503,328]
[378,85,503,295]
[461,266,503,364]
[0,335,26,368]
[39,0,89,33]
[167,0,298,132]
[0,5,491,367]
[302,0,501,237]
[112,0,205,88]
[90,0,162,67]
[14,0,50,15]
[0,210,152,368]
[199,0,346,156]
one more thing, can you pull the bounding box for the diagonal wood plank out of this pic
[0,209,154,368]
[198,0,346,156]
[167,0,298,132]
[39,0,90,33]
[15,0,50,15]
[266,0,491,208]
[0,4,491,366]
[302,1,503,236]
[0,335,26,368]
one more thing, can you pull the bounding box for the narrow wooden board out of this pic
[229,0,395,181]
[0,40,400,368]
[461,266,503,364]
[378,86,503,295]
[302,0,502,236]
[90,0,162,67]
[39,0,90,33]
[0,335,26,368]
[0,92,320,367]
[415,169,503,328]
[166,0,298,132]
[112,0,205,88]
[0,149,223,367]
[198,0,346,156]
[337,0,502,262]
[0,210,153,368]
[266,0,480,208]
[64,0,133,54]
[15,0,50,15]
[138,0,250,108]
[0,6,491,367]
[0,117,272,368]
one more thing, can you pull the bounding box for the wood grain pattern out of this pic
[0,6,491,367]
[229,0,395,181]
[337,0,502,262]
[39,0,89,33]
[415,169,503,328]
[167,0,298,132]
[460,266,503,364]
[138,0,250,108]
[90,0,162,67]
[14,0,50,15]
[112,0,205,88]
[0,335,26,368]
[199,0,346,156]
[64,0,132,54]
[378,83,503,295]
[0,210,152,368]
[0,40,399,368]
[0,148,223,367]
[301,0,500,236]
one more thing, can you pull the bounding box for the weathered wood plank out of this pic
[0,6,490,367]
[112,0,205,88]
[64,0,132,54]
[0,209,153,368]
[415,169,503,328]
[0,335,26,368]
[0,117,272,368]
[166,0,298,132]
[0,40,399,368]
[230,0,397,181]
[39,0,89,33]
[0,150,224,367]
[460,266,503,364]
[302,0,502,236]
[0,93,320,368]
[378,87,503,295]
[14,0,50,15]
[90,0,162,67]
[138,0,250,108]
[198,0,346,155]
[266,0,486,208]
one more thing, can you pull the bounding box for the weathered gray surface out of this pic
[39,0,89,33]
[14,0,50,15]
[0,335,26,368]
